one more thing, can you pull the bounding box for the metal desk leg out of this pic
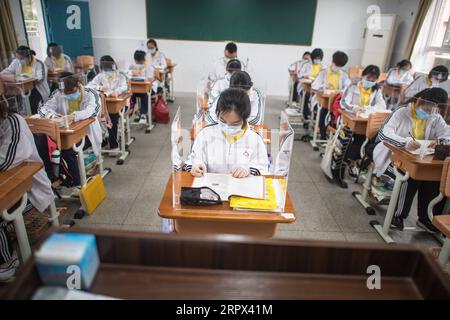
[371,168,410,243]
[117,108,130,165]
[97,151,112,179]
[438,238,450,268]
[124,105,136,148]
[48,201,60,227]
[2,194,31,262]
[352,166,376,215]
[146,93,154,134]
[73,138,87,188]
[310,107,328,151]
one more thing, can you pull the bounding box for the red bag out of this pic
[331,92,344,125]
[152,95,170,124]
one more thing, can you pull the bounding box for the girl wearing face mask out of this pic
[0,98,54,282]
[146,39,167,94]
[297,48,326,120]
[185,88,269,178]
[373,88,450,233]
[1,46,50,114]
[86,55,129,153]
[312,51,351,140]
[207,59,242,112]
[340,65,387,175]
[38,72,102,187]
[288,51,311,104]
[384,59,414,108]
[404,65,450,100]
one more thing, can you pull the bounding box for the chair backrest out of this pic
[26,118,61,150]
[440,158,450,197]
[197,95,208,112]
[365,112,391,140]
[348,66,363,80]
[378,72,387,83]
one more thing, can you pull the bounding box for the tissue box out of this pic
[35,233,100,290]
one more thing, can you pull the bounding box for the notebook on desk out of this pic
[192,173,265,201]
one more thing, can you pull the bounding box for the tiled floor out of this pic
[60,93,442,249]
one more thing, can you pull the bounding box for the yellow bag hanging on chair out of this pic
[80,174,107,215]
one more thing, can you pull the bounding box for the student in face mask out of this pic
[386,59,414,87]
[86,55,129,154]
[312,51,350,139]
[340,65,387,175]
[146,39,167,93]
[207,59,242,112]
[127,50,154,124]
[404,65,449,100]
[208,42,243,83]
[38,72,102,187]
[1,46,50,114]
[184,88,269,178]
[297,48,325,120]
[44,43,73,73]
[288,51,311,103]
[373,87,450,232]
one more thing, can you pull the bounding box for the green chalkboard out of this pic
[146,0,317,45]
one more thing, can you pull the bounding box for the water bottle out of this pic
[51,149,60,179]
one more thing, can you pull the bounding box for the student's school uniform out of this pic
[312,67,350,139]
[184,123,269,176]
[208,76,231,106]
[147,51,167,93]
[208,57,246,83]
[127,63,154,115]
[86,72,129,149]
[0,113,54,266]
[1,58,50,114]
[385,68,414,87]
[205,87,264,126]
[404,75,450,100]
[288,59,308,102]
[38,86,102,186]
[340,81,387,161]
[373,103,450,222]
[297,61,326,119]
[44,54,73,73]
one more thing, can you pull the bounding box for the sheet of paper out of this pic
[192,173,265,201]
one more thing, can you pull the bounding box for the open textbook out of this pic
[192,173,265,201]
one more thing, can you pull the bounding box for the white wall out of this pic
[88,0,419,96]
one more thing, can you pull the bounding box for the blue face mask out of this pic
[313,59,322,65]
[415,108,430,121]
[399,69,408,75]
[104,71,115,78]
[362,80,375,89]
[219,120,242,136]
[331,66,341,73]
[65,91,81,101]
[19,59,27,65]
[148,48,156,55]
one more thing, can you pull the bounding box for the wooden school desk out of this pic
[0,162,42,261]
[7,228,450,300]
[1,77,36,115]
[47,70,63,84]
[340,110,368,135]
[158,172,296,238]
[104,92,133,165]
[371,143,445,243]
[129,80,154,133]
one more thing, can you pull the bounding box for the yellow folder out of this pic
[230,178,278,211]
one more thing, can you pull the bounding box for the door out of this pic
[41,0,94,59]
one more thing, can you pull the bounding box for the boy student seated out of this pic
[86,55,128,154]
[127,50,154,124]
[288,51,311,104]
[0,98,54,282]
[385,59,414,106]
[373,88,450,232]
[184,87,269,178]
[146,39,167,93]
[1,46,50,114]
[297,48,325,120]
[312,51,350,140]
[38,72,102,187]
[340,65,387,176]
[404,65,450,99]
[208,59,242,108]
[44,43,73,73]
[208,42,244,84]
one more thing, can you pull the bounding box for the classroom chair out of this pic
[352,111,391,215]
[76,55,95,71]
[348,66,363,81]
[428,157,450,269]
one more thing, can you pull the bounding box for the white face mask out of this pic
[219,120,242,136]
[148,48,156,54]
